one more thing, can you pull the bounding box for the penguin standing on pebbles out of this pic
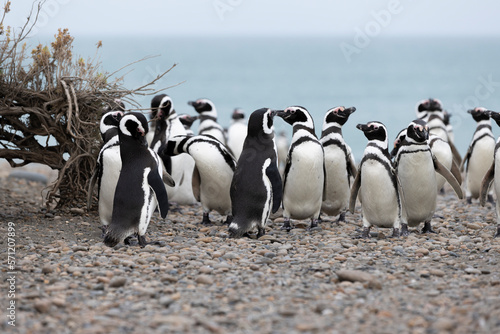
[480,110,500,238]
[228,108,282,238]
[188,98,226,144]
[226,108,248,161]
[461,107,496,203]
[104,112,170,247]
[164,134,236,225]
[349,121,402,238]
[277,106,325,231]
[87,108,124,236]
[320,106,357,223]
[394,119,463,236]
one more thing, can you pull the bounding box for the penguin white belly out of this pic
[360,161,399,228]
[429,125,448,142]
[431,141,453,191]
[467,138,495,198]
[98,146,121,226]
[227,123,247,160]
[322,146,350,216]
[398,152,436,226]
[190,146,233,215]
[283,142,324,220]
[167,154,197,204]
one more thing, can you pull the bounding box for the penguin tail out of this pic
[103,226,128,247]
[104,234,119,247]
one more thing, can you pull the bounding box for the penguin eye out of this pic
[290,109,296,114]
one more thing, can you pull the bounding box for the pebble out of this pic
[336,269,375,283]
[195,275,214,285]
[108,277,127,288]
[464,267,482,275]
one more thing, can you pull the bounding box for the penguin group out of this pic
[89,95,500,248]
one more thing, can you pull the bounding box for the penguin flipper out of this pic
[266,162,283,213]
[349,170,361,214]
[87,166,99,211]
[162,170,176,187]
[433,155,464,199]
[449,140,462,166]
[148,170,169,218]
[192,165,201,202]
[450,159,463,185]
[480,162,495,207]
[348,154,358,181]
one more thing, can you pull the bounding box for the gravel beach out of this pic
[1,165,500,334]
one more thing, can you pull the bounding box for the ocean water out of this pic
[61,35,500,160]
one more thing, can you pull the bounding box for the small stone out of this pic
[195,275,214,285]
[466,222,482,230]
[433,318,455,331]
[415,248,429,256]
[42,264,54,274]
[70,208,85,215]
[72,245,88,252]
[109,277,127,288]
[429,269,445,277]
[199,266,213,274]
[336,269,374,283]
[34,299,52,313]
[199,237,213,243]
[464,267,481,275]
[159,296,175,307]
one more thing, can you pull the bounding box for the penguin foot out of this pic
[281,220,293,232]
[421,222,436,234]
[99,225,108,239]
[138,235,148,247]
[242,232,257,239]
[356,227,370,239]
[466,197,472,204]
[308,219,319,230]
[124,235,138,246]
[390,228,400,238]
[336,212,346,224]
[400,224,410,237]
[487,194,495,204]
[201,212,211,226]
[494,227,500,238]
[256,227,266,239]
[223,215,233,225]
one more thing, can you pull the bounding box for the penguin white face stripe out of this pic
[120,114,145,137]
[262,109,274,135]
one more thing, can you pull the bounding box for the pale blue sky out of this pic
[5,0,500,38]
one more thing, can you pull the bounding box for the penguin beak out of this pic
[356,123,368,132]
[271,109,283,118]
[187,101,195,106]
[390,146,399,159]
[345,106,356,115]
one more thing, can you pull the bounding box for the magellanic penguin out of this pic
[229,108,283,238]
[391,128,462,192]
[104,112,170,247]
[149,94,197,205]
[188,98,226,144]
[479,110,500,238]
[320,106,357,223]
[416,98,462,165]
[164,134,236,225]
[226,108,248,161]
[276,106,325,231]
[178,114,198,135]
[349,121,402,238]
[461,107,496,204]
[394,119,463,235]
[93,110,124,232]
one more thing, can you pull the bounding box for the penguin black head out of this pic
[324,106,356,127]
[119,112,149,141]
[178,114,198,129]
[188,98,217,119]
[390,128,407,158]
[490,111,500,127]
[276,106,315,134]
[232,108,245,120]
[100,110,124,141]
[467,107,491,122]
[248,108,278,138]
[356,121,387,142]
[416,98,443,119]
[406,119,429,143]
[150,94,174,120]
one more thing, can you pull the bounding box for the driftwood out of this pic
[0,1,177,208]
